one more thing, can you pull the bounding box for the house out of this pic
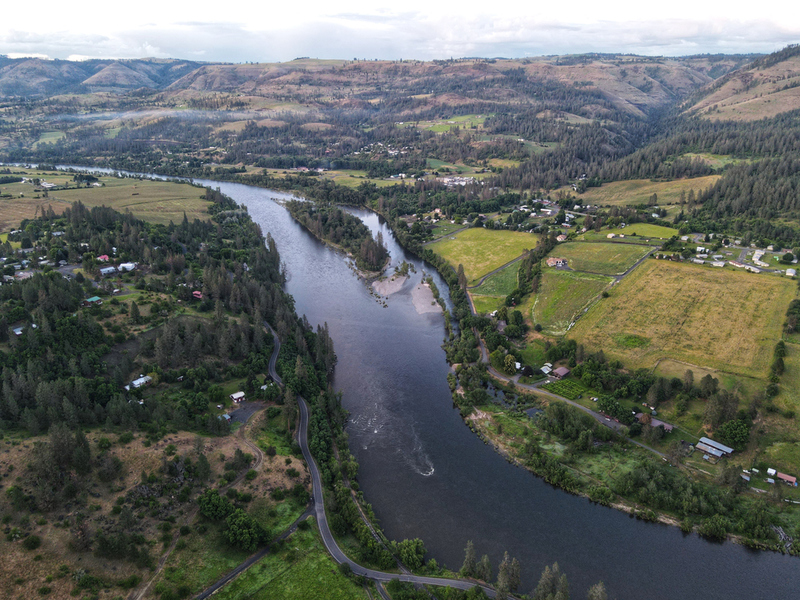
[691,258,704,265]
[82,296,103,307]
[556,234,568,242]
[552,367,570,379]
[540,365,552,375]
[130,375,152,389]
[607,233,616,239]
[99,266,117,276]
[230,391,246,403]
[712,261,725,268]
[787,269,797,277]
[192,291,203,300]
[119,262,137,272]
[546,257,568,267]
[97,255,110,262]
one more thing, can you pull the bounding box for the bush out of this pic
[22,535,42,550]
[245,469,257,481]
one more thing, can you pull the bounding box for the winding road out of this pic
[192,321,507,598]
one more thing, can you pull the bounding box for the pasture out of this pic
[569,260,796,378]
[571,176,721,207]
[532,270,613,335]
[468,262,520,314]
[599,223,679,239]
[555,242,651,275]
[429,228,537,284]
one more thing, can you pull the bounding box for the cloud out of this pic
[0,11,798,62]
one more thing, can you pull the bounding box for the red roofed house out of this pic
[192,291,203,300]
[97,254,109,262]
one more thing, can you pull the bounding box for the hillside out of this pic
[685,45,800,120]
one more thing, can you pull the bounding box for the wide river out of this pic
[43,167,800,598]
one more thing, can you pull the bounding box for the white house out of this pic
[230,391,246,403]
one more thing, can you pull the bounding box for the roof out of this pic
[230,391,246,400]
[777,472,797,484]
[86,296,102,303]
[695,442,724,457]
[553,367,570,377]
[699,437,734,455]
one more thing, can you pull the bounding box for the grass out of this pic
[429,228,537,284]
[567,176,721,207]
[569,259,797,378]
[32,130,65,148]
[470,261,519,296]
[471,294,503,315]
[554,242,651,275]
[214,520,368,600]
[600,224,679,240]
[532,270,613,335]
[516,338,547,367]
[430,220,467,237]
[542,379,587,400]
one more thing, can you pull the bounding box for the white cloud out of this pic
[0,2,798,61]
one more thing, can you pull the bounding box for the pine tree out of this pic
[460,540,476,577]
[476,554,492,582]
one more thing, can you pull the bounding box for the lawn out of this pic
[532,270,613,335]
[569,176,721,207]
[429,228,537,284]
[471,294,503,315]
[554,242,651,275]
[569,260,797,378]
[601,224,679,240]
[215,520,368,600]
[470,261,519,296]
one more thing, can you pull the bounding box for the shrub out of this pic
[22,535,42,550]
[245,469,257,481]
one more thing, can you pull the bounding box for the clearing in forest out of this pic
[571,176,721,207]
[569,260,796,378]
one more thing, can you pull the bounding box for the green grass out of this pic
[601,224,679,240]
[471,294,503,315]
[554,242,651,275]
[215,520,368,600]
[470,261,519,296]
[256,412,295,456]
[566,176,721,207]
[430,221,467,237]
[429,228,537,284]
[569,259,797,378]
[516,339,547,367]
[32,130,65,148]
[532,270,613,335]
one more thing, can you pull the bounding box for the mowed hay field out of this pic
[429,228,537,284]
[533,270,613,335]
[50,178,212,224]
[572,176,721,206]
[555,242,651,275]
[569,260,797,377]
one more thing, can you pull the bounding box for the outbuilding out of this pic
[230,391,246,403]
[552,367,571,379]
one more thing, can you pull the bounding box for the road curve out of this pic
[297,397,502,597]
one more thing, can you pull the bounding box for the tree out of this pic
[682,369,694,392]
[504,354,517,375]
[716,419,750,451]
[533,562,569,600]
[781,252,794,264]
[509,557,521,592]
[476,554,492,582]
[224,508,266,551]
[130,301,140,324]
[196,453,211,481]
[586,582,608,600]
[460,540,477,577]
[457,264,467,292]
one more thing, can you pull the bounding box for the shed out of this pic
[540,366,552,375]
[220,414,231,422]
[777,472,798,486]
[695,442,724,458]
[700,437,734,455]
[230,391,246,403]
[767,468,777,477]
[552,367,571,379]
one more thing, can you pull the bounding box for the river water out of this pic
[32,166,798,599]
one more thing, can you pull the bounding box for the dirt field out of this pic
[569,259,797,378]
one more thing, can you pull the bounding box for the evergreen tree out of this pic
[460,540,477,577]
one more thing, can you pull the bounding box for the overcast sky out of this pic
[2,1,798,62]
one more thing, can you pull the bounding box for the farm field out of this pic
[569,260,797,378]
[470,261,519,296]
[429,228,537,284]
[569,175,721,207]
[555,242,651,275]
[601,223,679,239]
[542,378,588,400]
[214,521,368,600]
[49,177,213,224]
[532,270,613,335]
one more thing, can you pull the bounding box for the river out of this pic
[33,166,799,599]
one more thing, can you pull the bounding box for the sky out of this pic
[1,1,798,63]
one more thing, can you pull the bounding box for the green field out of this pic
[429,228,537,284]
[569,260,797,378]
[542,379,588,400]
[568,176,721,207]
[532,270,613,335]
[32,130,66,148]
[471,294,503,315]
[601,223,679,239]
[471,261,519,296]
[554,242,651,275]
[215,521,368,600]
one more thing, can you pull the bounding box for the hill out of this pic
[685,45,800,121]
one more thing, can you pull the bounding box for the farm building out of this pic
[230,391,246,403]
[546,257,568,267]
[699,437,734,456]
[777,473,798,486]
[552,367,571,379]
